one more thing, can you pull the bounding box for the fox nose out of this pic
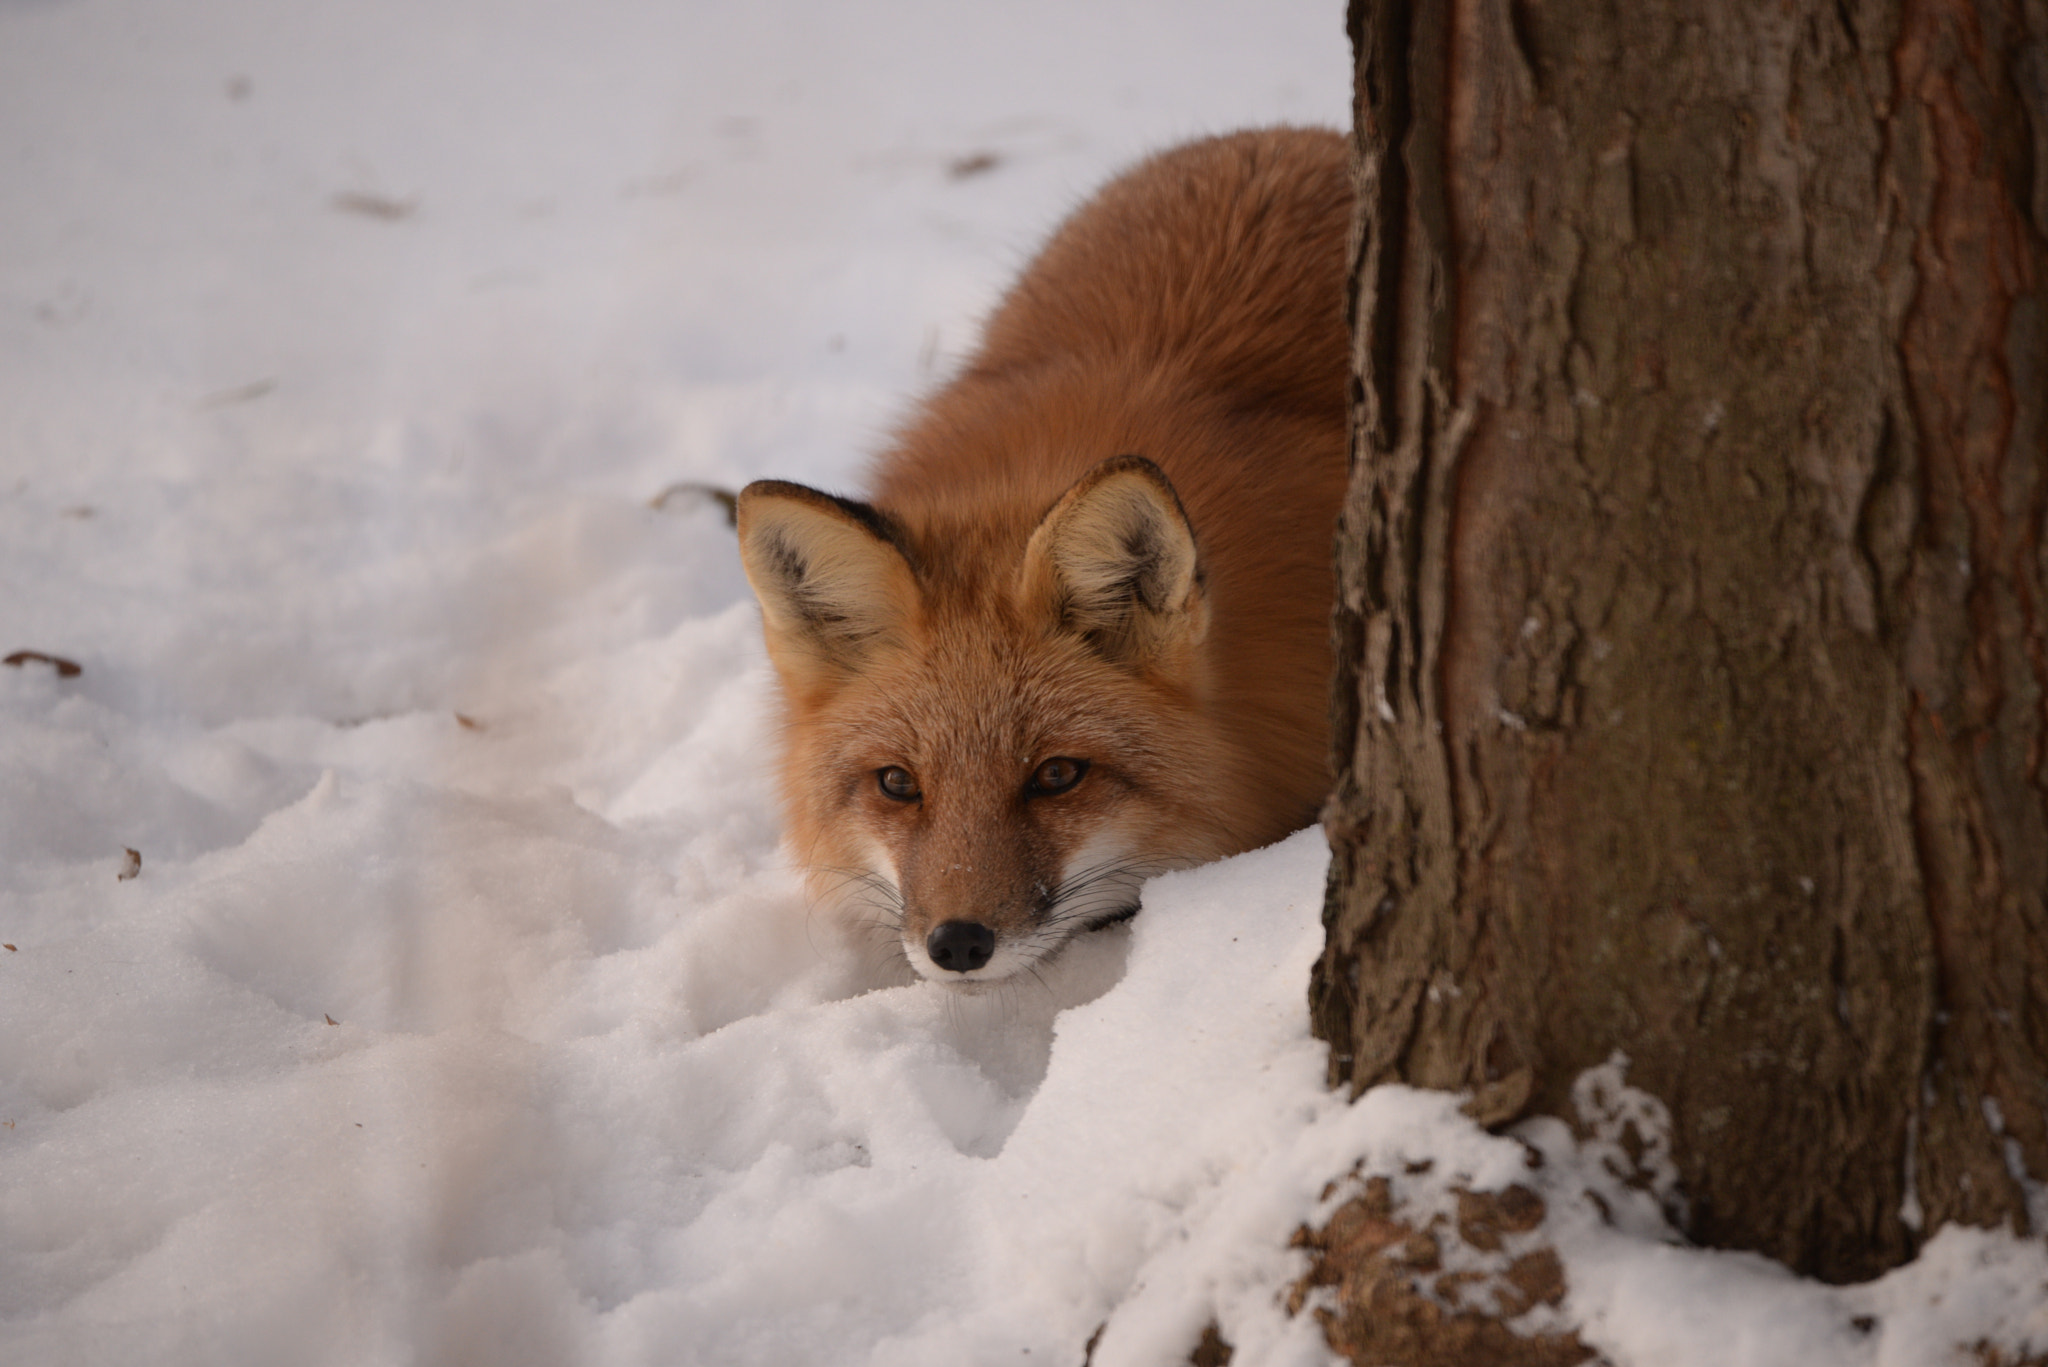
[926,920,995,973]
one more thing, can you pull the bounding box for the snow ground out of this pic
[2,2,2043,1364]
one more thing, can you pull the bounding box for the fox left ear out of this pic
[1018,454,1208,670]
[736,480,921,695]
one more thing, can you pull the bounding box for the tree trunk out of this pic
[1314,0,2048,1288]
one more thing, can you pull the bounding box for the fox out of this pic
[736,127,1352,989]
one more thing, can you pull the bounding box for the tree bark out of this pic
[1314,0,2048,1286]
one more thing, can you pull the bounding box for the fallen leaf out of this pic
[330,190,418,221]
[4,650,82,678]
[117,848,141,881]
[198,377,277,409]
[947,151,1001,179]
[325,1014,338,1026]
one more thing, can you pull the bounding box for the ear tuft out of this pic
[1019,455,1207,669]
[736,481,920,689]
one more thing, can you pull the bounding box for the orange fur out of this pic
[737,127,1351,986]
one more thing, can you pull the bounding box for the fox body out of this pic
[737,127,1351,987]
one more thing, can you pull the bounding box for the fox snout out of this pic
[893,837,1146,986]
[893,835,1071,984]
[902,859,1020,980]
[896,846,1042,983]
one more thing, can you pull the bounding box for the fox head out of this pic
[736,455,1244,988]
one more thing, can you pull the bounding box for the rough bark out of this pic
[1314,0,2048,1286]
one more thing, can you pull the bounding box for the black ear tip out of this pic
[1100,453,1171,483]
[735,480,888,532]
[734,480,811,532]
[738,478,825,505]
[732,479,920,580]
[1090,454,1193,530]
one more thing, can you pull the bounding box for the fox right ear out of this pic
[736,481,920,691]
[1018,454,1208,672]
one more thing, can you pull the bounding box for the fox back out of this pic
[737,127,1351,986]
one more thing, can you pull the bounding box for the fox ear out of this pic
[1019,454,1208,670]
[736,481,920,691]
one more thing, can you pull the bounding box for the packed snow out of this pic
[2,1,2043,1363]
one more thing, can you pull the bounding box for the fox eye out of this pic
[877,766,921,801]
[1028,757,1088,796]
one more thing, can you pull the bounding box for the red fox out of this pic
[737,127,1351,987]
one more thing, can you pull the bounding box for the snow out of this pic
[2,1,2043,1363]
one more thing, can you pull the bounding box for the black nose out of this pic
[925,920,996,973]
